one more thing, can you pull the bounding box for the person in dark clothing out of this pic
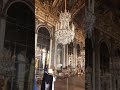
[41,65,48,90]
[41,72,48,90]
[41,68,54,90]
[45,74,53,90]
[44,65,48,72]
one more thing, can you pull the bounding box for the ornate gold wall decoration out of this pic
[75,30,85,43]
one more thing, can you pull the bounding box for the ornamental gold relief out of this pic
[35,0,58,26]
[75,30,85,43]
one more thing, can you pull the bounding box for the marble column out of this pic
[54,41,57,68]
[51,34,55,65]
[49,39,52,68]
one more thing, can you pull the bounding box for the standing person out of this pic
[45,69,53,90]
[41,65,48,90]
[45,68,56,90]
[44,65,48,74]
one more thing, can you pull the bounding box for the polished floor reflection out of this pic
[55,75,85,90]
[37,75,85,90]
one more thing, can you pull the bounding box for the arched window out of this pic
[37,27,50,69]
[4,2,34,90]
[4,2,34,60]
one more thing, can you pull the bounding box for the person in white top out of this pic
[45,69,56,90]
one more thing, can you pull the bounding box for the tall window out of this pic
[4,2,35,90]
[4,2,35,61]
[37,27,50,72]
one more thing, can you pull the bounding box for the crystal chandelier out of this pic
[55,0,75,45]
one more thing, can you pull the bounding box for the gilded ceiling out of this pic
[39,0,84,13]
[36,0,85,29]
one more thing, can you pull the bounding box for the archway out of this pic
[36,27,50,73]
[100,42,109,75]
[4,2,34,58]
[4,2,35,90]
